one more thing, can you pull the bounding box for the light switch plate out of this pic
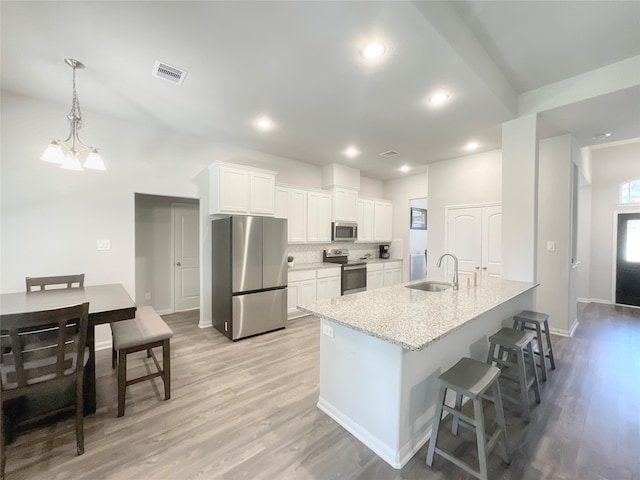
[546,241,556,252]
[97,239,111,251]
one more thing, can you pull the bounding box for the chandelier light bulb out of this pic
[60,153,83,171]
[41,141,65,164]
[84,149,106,170]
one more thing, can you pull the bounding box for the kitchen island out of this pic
[299,276,537,469]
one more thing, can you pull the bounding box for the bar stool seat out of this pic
[513,310,556,381]
[487,327,540,423]
[426,357,510,480]
[111,306,173,417]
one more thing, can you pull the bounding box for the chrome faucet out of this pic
[436,253,459,290]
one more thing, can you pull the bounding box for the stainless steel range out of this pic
[323,249,367,295]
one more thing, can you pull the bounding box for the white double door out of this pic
[446,205,501,278]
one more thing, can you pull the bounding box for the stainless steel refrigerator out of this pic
[211,215,288,340]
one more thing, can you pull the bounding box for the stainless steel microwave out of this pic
[331,221,358,242]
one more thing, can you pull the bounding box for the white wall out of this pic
[360,176,384,198]
[425,150,502,276]
[588,140,640,302]
[383,173,428,282]
[576,185,592,301]
[536,135,578,334]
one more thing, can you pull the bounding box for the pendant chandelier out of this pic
[40,58,105,171]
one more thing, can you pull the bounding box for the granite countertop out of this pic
[299,276,538,351]
[358,258,403,264]
[288,262,340,272]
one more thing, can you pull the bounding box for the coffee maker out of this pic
[379,244,390,259]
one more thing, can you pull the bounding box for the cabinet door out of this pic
[287,281,301,314]
[367,270,384,290]
[383,268,402,287]
[374,201,393,241]
[299,279,317,305]
[307,192,332,242]
[275,187,307,243]
[250,172,275,215]
[333,187,358,222]
[317,276,341,301]
[357,200,375,242]
[218,167,250,213]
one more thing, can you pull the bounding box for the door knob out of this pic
[176,262,182,266]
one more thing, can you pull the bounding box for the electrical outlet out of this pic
[96,239,111,251]
[144,292,151,300]
[322,323,334,338]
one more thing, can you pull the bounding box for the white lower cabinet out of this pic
[367,261,403,290]
[316,267,342,301]
[288,267,341,318]
[383,261,403,287]
[288,269,317,318]
[366,263,384,290]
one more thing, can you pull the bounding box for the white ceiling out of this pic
[2,1,639,180]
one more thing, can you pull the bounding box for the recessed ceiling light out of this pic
[592,133,612,141]
[361,43,386,60]
[399,165,411,173]
[255,117,274,131]
[343,146,360,158]
[427,92,450,105]
[465,142,479,151]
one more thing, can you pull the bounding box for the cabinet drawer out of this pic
[289,269,316,282]
[367,263,383,272]
[384,261,402,271]
[316,267,341,279]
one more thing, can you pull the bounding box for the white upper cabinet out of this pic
[332,187,358,222]
[374,200,393,242]
[358,198,393,242]
[209,163,276,216]
[307,191,332,242]
[357,199,375,242]
[275,186,307,243]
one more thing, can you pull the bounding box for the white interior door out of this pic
[482,206,502,277]
[446,207,482,275]
[174,203,200,311]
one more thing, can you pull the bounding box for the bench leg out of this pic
[118,349,127,417]
[163,339,171,401]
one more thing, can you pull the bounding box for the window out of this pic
[627,219,640,262]
[620,179,640,204]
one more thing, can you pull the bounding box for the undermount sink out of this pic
[405,281,453,292]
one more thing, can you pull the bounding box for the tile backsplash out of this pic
[288,239,403,263]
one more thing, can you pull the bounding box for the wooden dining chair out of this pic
[0,302,89,479]
[25,274,85,292]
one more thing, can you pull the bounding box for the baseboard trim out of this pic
[549,318,578,337]
[590,298,612,305]
[198,322,212,329]
[577,297,590,303]
[317,397,402,469]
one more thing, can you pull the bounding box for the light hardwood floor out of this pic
[4,302,640,479]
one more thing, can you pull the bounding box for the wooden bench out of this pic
[110,306,173,417]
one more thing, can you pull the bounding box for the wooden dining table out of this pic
[0,283,136,415]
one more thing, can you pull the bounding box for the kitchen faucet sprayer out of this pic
[436,253,459,290]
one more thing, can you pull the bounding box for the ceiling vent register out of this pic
[152,60,188,85]
[379,150,399,158]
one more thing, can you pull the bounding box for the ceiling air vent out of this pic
[379,150,399,158]
[152,60,188,85]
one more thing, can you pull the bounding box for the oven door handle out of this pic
[343,265,365,271]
